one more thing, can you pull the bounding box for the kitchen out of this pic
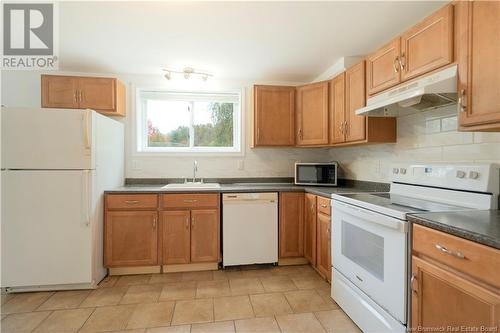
[1,1,499,333]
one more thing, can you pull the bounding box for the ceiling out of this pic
[58,1,445,82]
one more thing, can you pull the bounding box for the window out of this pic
[137,91,241,153]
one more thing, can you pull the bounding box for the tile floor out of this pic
[0,265,361,333]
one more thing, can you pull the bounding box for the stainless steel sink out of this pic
[162,182,221,189]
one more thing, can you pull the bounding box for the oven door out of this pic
[332,200,408,324]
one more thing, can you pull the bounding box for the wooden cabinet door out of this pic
[279,192,304,258]
[41,75,79,109]
[366,38,401,95]
[105,211,158,267]
[303,193,317,265]
[400,4,453,81]
[345,61,367,143]
[457,1,500,129]
[296,82,329,146]
[329,73,346,144]
[161,211,190,264]
[190,209,219,263]
[316,213,331,281]
[254,85,295,146]
[411,256,500,330]
[78,77,116,111]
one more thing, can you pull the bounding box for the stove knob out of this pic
[400,168,407,175]
[469,171,480,179]
[393,168,399,174]
[456,170,466,179]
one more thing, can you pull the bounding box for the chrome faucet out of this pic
[192,160,198,183]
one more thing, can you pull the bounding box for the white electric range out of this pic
[330,163,499,333]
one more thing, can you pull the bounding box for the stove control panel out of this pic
[390,163,500,194]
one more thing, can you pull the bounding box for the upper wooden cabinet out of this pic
[296,81,329,146]
[279,192,305,258]
[366,4,453,97]
[366,38,402,96]
[329,73,346,144]
[253,85,295,146]
[457,1,500,131]
[41,75,126,117]
[345,61,367,143]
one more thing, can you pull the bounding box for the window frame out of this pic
[135,89,243,155]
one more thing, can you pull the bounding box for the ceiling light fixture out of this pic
[162,67,213,81]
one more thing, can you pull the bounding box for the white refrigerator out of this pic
[1,107,124,292]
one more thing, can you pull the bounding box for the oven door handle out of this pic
[333,201,407,233]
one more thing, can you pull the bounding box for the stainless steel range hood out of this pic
[356,65,458,117]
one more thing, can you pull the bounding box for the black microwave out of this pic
[294,162,338,186]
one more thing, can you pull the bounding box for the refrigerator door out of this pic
[1,108,95,170]
[1,170,94,289]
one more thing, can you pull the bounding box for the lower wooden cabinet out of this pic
[279,192,305,258]
[304,193,317,264]
[161,211,191,264]
[316,211,331,281]
[190,209,220,263]
[105,211,158,267]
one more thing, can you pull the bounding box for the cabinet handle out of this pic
[152,217,157,229]
[393,56,400,73]
[185,217,190,229]
[79,90,84,102]
[458,89,467,113]
[339,123,344,134]
[191,217,195,228]
[399,52,406,71]
[74,91,78,103]
[343,121,348,137]
[298,129,303,140]
[183,199,198,203]
[124,200,139,205]
[435,244,465,259]
[320,204,328,208]
[410,273,417,294]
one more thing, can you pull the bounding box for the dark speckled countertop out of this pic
[408,210,500,250]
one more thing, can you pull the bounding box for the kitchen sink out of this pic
[162,182,221,189]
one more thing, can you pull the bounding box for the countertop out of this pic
[408,210,500,250]
[105,183,384,198]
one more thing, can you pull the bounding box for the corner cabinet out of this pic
[253,85,295,146]
[41,75,126,117]
[411,225,500,330]
[296,82,330,146]
[279,192,305,258]
[456,1,500,131]
[303,193,317,264]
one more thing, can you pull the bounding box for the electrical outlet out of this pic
[132,160,142,170]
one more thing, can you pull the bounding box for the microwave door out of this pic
[295,163,337,186]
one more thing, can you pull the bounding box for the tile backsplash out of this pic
[330,105,500,182]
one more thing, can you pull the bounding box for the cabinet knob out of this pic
[399,52,406,71]
[152,217,157,229]
[410,273,418,294]
[393,56,400,73]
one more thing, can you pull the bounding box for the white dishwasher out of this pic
[222,192,278,267]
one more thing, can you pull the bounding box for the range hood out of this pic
[356,65,458,117]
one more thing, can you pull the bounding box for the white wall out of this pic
[1,71,329,179]
[330,105,500,182]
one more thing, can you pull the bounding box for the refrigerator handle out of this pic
[83,110,92,151]
[82,171,90,227]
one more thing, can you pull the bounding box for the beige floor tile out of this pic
[115,275,153,286]
[98,276,119,288]
[276,312,326,333]
[213,296,254,321]
[229,278,264,296]
[159,281,196,301]
[150,273,183,284]
[235,317,281,333]
[249,293,293,317]
[182,271,213,282]
[80,287,128,308]
[314,310,361,333]
[284,290,333,313]
[191,321,235,333]
[171,298,214,325]
[315,288,339,309]
[1,311,51,333]
[292,276,330,290]
[80,304,136,332]
[196,280,231,298]
[240,269,274,279]
[1,292,54,314]
[120,284,162,305]
[110,329,145,333]
[147,325,191,333]
[33,308,94,332]
[1,294,15,305]
[272,265,313,276]
[212,270,229,281]
[127,301,175,329]
[260,276,297,292]
[38,290,91,310]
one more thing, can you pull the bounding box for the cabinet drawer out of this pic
[413,224,500,289]
[161,194,219,209]
[317,196,331,216]
[106,194,158,210]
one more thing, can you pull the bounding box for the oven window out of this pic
[341,221,384,281]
